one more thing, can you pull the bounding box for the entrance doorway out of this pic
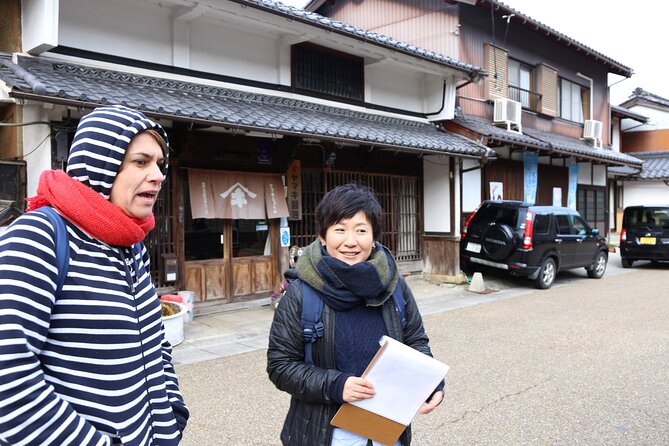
[181,176,278,306]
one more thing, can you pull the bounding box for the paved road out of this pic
[175,259,669,445]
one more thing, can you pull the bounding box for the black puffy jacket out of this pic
[266,276,434,446]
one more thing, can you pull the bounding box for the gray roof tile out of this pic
[242,0,485,78]
[0,54,489,157]
[610,151,669,180]
[453,114,642,167]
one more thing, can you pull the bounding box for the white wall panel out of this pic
[623,181,669,207]
[366,62,423,111]
[592,164,606,186]
[423,156,450,233]
[22,0,59,54]
[189,23,280,83]
[59,0,173,64]
[577,162,591,184]
[22,105,53,196]
[462,158,481,213]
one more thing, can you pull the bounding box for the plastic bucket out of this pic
[161,301,187,346]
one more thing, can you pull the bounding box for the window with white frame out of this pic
[559,78,589,123]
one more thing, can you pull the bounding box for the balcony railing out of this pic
[508,85,542,112]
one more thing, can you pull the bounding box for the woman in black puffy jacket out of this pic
[267,183,443,446]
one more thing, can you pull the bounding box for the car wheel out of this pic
[586,251,607,278]
[621,258,634,268]
[534,258,557,289]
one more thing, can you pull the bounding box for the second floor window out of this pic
[508,59,533,109]
[559,78,589,123]
[292,43,364,102]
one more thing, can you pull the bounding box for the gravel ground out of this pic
[176,266,669,446]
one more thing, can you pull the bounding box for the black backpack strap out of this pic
[300,282,324,365]
[36,206,69,296]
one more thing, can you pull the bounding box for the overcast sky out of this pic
[279,0,668,106]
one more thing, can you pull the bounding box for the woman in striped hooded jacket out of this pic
[0,105,189,445]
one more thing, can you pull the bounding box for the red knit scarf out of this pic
[26,170,155,247]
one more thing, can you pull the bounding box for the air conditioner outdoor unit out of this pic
[493,98,522,133]
[583,119,603,148]
[583,119,603,140]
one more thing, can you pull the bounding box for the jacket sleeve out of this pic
[0,214,112,446]
[266,281,344,404]
[160,336,190,434]
[141,243,190,436]
[398,277,433,357]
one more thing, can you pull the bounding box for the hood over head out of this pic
[66,105,169,199]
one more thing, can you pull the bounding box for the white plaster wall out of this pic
[621,105,669,131]
[59,0,174,64]
[623,181,669,207]
[22,0,59,54]
[423,156,450,233]
[577,161,591,184]
[52,0,445,114]
[461,158,481,213]
[365,63,424,111]
[608,185,614,227]
[22,105,53,196]
[611,116,621,152]
[189,23,280,84]
[592,164,606,186]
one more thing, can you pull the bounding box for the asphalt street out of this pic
[175,256,669,446]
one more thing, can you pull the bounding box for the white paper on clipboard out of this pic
[350,336,449,426]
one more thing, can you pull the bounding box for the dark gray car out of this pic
[620,205,669,267]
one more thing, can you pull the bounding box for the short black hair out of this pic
[315,183,383,240]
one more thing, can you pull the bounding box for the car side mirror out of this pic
[591,228,599,235]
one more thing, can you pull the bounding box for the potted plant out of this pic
[161,300,187,346]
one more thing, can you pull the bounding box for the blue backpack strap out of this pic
[36,206,69,295]
[392,281,407,329]
[300,282,324,365]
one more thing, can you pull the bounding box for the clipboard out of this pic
[330,336,449,446]
[331,403,406,446]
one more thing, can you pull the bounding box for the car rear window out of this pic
[469,204,520,235]
[533,214,550,234]
[624,207,669,229]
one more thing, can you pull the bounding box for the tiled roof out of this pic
[620,88,669,109]
[240,0,485,79]
[608,165,641,177]
[610,151,669,180]
[0,54,490,158]
[490,1,631,77]
[451,114,550,150]
[307,0,631,77]
[524,128,642,167]
[452,114,643,167]
[611,105,648,123]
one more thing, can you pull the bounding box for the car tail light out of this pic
[620,228,627,242]
[462,207,478,238]
[522,211,534,250]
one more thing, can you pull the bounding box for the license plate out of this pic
[640,237,656,245]
[466,242,482,253]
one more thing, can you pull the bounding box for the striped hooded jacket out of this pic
[0,106,189,446]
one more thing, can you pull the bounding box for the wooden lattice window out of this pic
[288,169,421,262]
[292,43,364,102]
